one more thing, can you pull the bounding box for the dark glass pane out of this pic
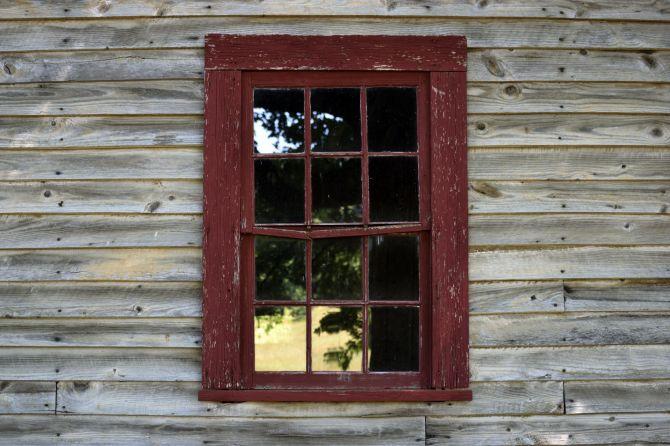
[253,89,304,154]
[255,236,306,301]
[369,235,419,301]
[367,87,417,152]
[254,306,306,371]
[312,306,363,372]
[312,158,362,223]
[312,237,362,300]
[254,158,304,224]
[311,88,361,152]
[368,306,419,372]
[369,157,419,222]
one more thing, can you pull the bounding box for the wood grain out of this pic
[2,0,668,20]
[425,413,670,446]
[3,49,669,84]
[0,414,426,446]
[56,380,562,417]
[469,281,564,313]
[0,282,201,318]
[565,380,670,414]
[565,280,670,311]
[0,17,668,51]
[2,81,669,115]
[0,381,53,415]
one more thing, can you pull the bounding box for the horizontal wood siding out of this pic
[0,2,668,444]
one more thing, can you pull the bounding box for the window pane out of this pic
[369,235,419,301]
[254,158,304,224]
[253,88,304,154]
[312,158,362,224]
[312,237,362,300]
[254,306,306,372]
[255,236,306,301]
[311,306,363,372]
[368,306,419,372]
[367,87,417,152]
[311,88,361,152]
[369,157,419,222]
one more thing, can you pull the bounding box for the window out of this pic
[201,35,470,402]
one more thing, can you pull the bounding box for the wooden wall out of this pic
[0,1,669,444]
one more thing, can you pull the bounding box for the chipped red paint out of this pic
[201,35,469,402]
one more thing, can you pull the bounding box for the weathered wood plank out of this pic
[470,114,670,146]
[470,148,670,180]
[0,319,201,348]
[0,414,425,446]
[2,246,668,282]
[0,116,202,149]
[471,214,670,246]
[472,345,670,381]
[3,345,668,382]
[0,215,202,249]
[6,148,670,181]
[0,381,53,414]
[425,413,670,446]
[3,81,669,115]
[0,347,201,381]
[2,0,668,20]
[469,49,670,82]
[0,18,669,52]
[1,214,668,249]
[565,380,670,414]
[469,281,564,313]
[472,313,670,347]
[56,380,562,417]
[2,115,667,148]
[0,281,562,318]
[565,280,670,311]
[472,246,670,281]
[0,180,202,213]
[0,149,202,180]
[0,49,204,84]
[469,180,670,214]
[0,248,201,281]
[3,49,668,84]
[468,82,670,114]
[2,180,669,214]
[0,282,201,318]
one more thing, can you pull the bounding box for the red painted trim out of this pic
[201,70,244,390]
[199,389,472,402]
[430,71,469,389]
[205,35,466,72]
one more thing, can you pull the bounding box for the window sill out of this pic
[199,389,472,402]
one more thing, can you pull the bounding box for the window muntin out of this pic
[243,72,430,388]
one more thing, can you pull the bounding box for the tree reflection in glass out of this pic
[254,158,304,224]
[312,158,362,223]
[311,88,361,152]
[253,88,304,154]
[312,237,362,300]
[312,306,362,371]
[255,236,306,301]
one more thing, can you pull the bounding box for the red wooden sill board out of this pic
[199,389,472,402]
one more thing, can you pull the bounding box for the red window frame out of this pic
[200,35,470,402]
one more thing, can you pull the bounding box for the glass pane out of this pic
[254,158,304,224]
[312,237,362,300]
[369,235,419,301]
[312,158,362,224]
[253,88,304,154]
[367,87,417,152]
[255,236,306,301]
[254,306,306,372]
[311,88,361,152]
[368,306,419,372]
[312,306,363,372]
[369,157,419,222]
